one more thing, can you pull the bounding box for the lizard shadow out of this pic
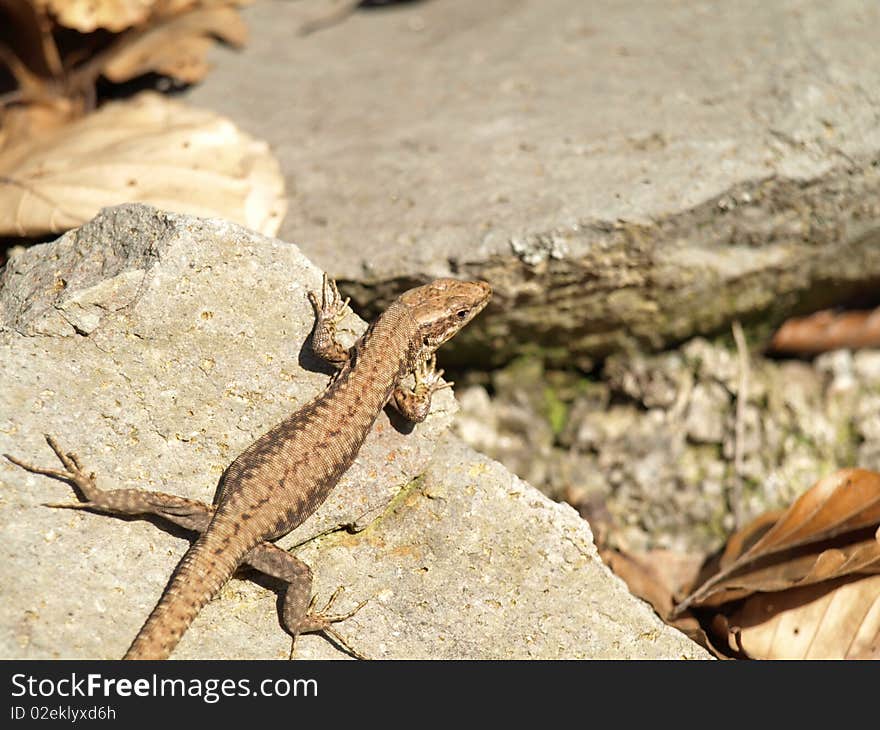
[385,405,416,435]
[66,502,312,644]
[297,330,339,378]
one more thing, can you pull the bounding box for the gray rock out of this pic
[0,204,706,659]
[186,0,880,363]
[854,351,880,383]
[293,434,707,659]
[685,382,730,444]
[455,338,880,553]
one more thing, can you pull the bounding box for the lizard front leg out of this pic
[390,354,452,423]
[307,273,353,368]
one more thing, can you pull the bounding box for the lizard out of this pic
[4,274,491,660]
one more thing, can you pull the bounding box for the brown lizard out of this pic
[5,274,491,660]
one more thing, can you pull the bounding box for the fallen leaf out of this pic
[0,0,63,81]
[719,574,880,659]
[0,91,286,237]
[100,5,248,84]
[1,1,250,152]
[697,534,880,610]
[35,0,157,32]
[770,307,880,354]
[0,99,82,151]
[676,469,880,612]
[602,549,679,617]
[718,509,784,570]
[736,469,880,554]
[600,547,725,655]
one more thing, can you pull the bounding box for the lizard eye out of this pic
[456,309,468,319]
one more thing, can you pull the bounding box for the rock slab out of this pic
[0,205,706,659]
[185,0,880,364]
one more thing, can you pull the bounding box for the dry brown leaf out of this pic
[34,0,157,32]
[695,535,880,609]
[100,5,247,84]
[0,91,285,236]
[736,469,880,555]
[770,307,880,355]
[718,509,784,570]
[677,469,880,613]
[33,0,251,32]
[1,1,249,149]
[0,98,81,150]
[605,548,706,612]
[601,549,680,617]
[718,574,880,659]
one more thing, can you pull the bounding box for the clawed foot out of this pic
[289,586,371,661]
[307,273,351,332]
[307,273,355,367]
[389,354,452,423]
[4,434,99,506]
[6,435,213,531]
[414,354,453,396]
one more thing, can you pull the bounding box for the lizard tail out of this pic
[123,532,250,660]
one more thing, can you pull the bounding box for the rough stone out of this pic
[185,0,880,364]
[685,382,730,444]
[455,338,880,553]
[0,204,706,659]
[293,435,707,659]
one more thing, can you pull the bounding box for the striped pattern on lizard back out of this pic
[123,300,421,659]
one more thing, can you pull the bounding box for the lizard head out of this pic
[399,278,492,354]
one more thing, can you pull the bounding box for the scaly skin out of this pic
[5,275,491,660]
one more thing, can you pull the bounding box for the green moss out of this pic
[312,475,428,549]
[833,419,861,465]
[376,474,427,521]
[542,386,569,436]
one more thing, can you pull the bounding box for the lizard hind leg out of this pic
[4,434,214,532]
[245,543,370,660]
